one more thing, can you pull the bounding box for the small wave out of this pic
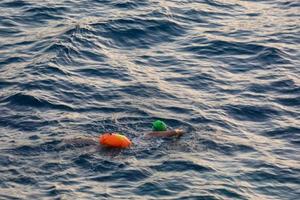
[91,168,151,182]
[0,0,30,8]
[168,72,221,90]
[0,56,26,66]
[0,115,58,132]
[150,159,213,173]
[93,17,185,48]
[43,42,80,65]
[205,0,238,10]
[1,92,74,111]
[112,1,146,9]
[248,78,300,95]
[240,165,300,185]
[116,84,175,99]
[11,174,38,185]
[181,40,265,55]
[24,6,68,14]
[263,126,300,140]
[133,181,187,197]
[276,97,300,107]
[253,47,292,65]
[223,104,279,122]
[181,39,292,66]
[0,80,15,88]
[0,27,22,36]
[277,1,300,9]
[199,139,256,155]
[74,67,130,81]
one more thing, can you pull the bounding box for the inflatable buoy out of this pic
[99,133,132,148]
[152,120,167,131]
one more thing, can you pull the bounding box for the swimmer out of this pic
[146,120,184,138]
[146,128,184,138]
[63,120,184,148]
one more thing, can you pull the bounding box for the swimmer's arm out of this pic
[146,129,184,138]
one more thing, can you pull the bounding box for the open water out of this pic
[0,0,299,199]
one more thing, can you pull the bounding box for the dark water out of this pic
[1,0,299,199]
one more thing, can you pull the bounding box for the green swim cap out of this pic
[152,120,167,131]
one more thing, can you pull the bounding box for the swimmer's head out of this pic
[152,120,167,131]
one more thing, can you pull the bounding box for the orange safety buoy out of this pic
[99,133,132,148]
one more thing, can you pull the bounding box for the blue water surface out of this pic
[0,0,299,199]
